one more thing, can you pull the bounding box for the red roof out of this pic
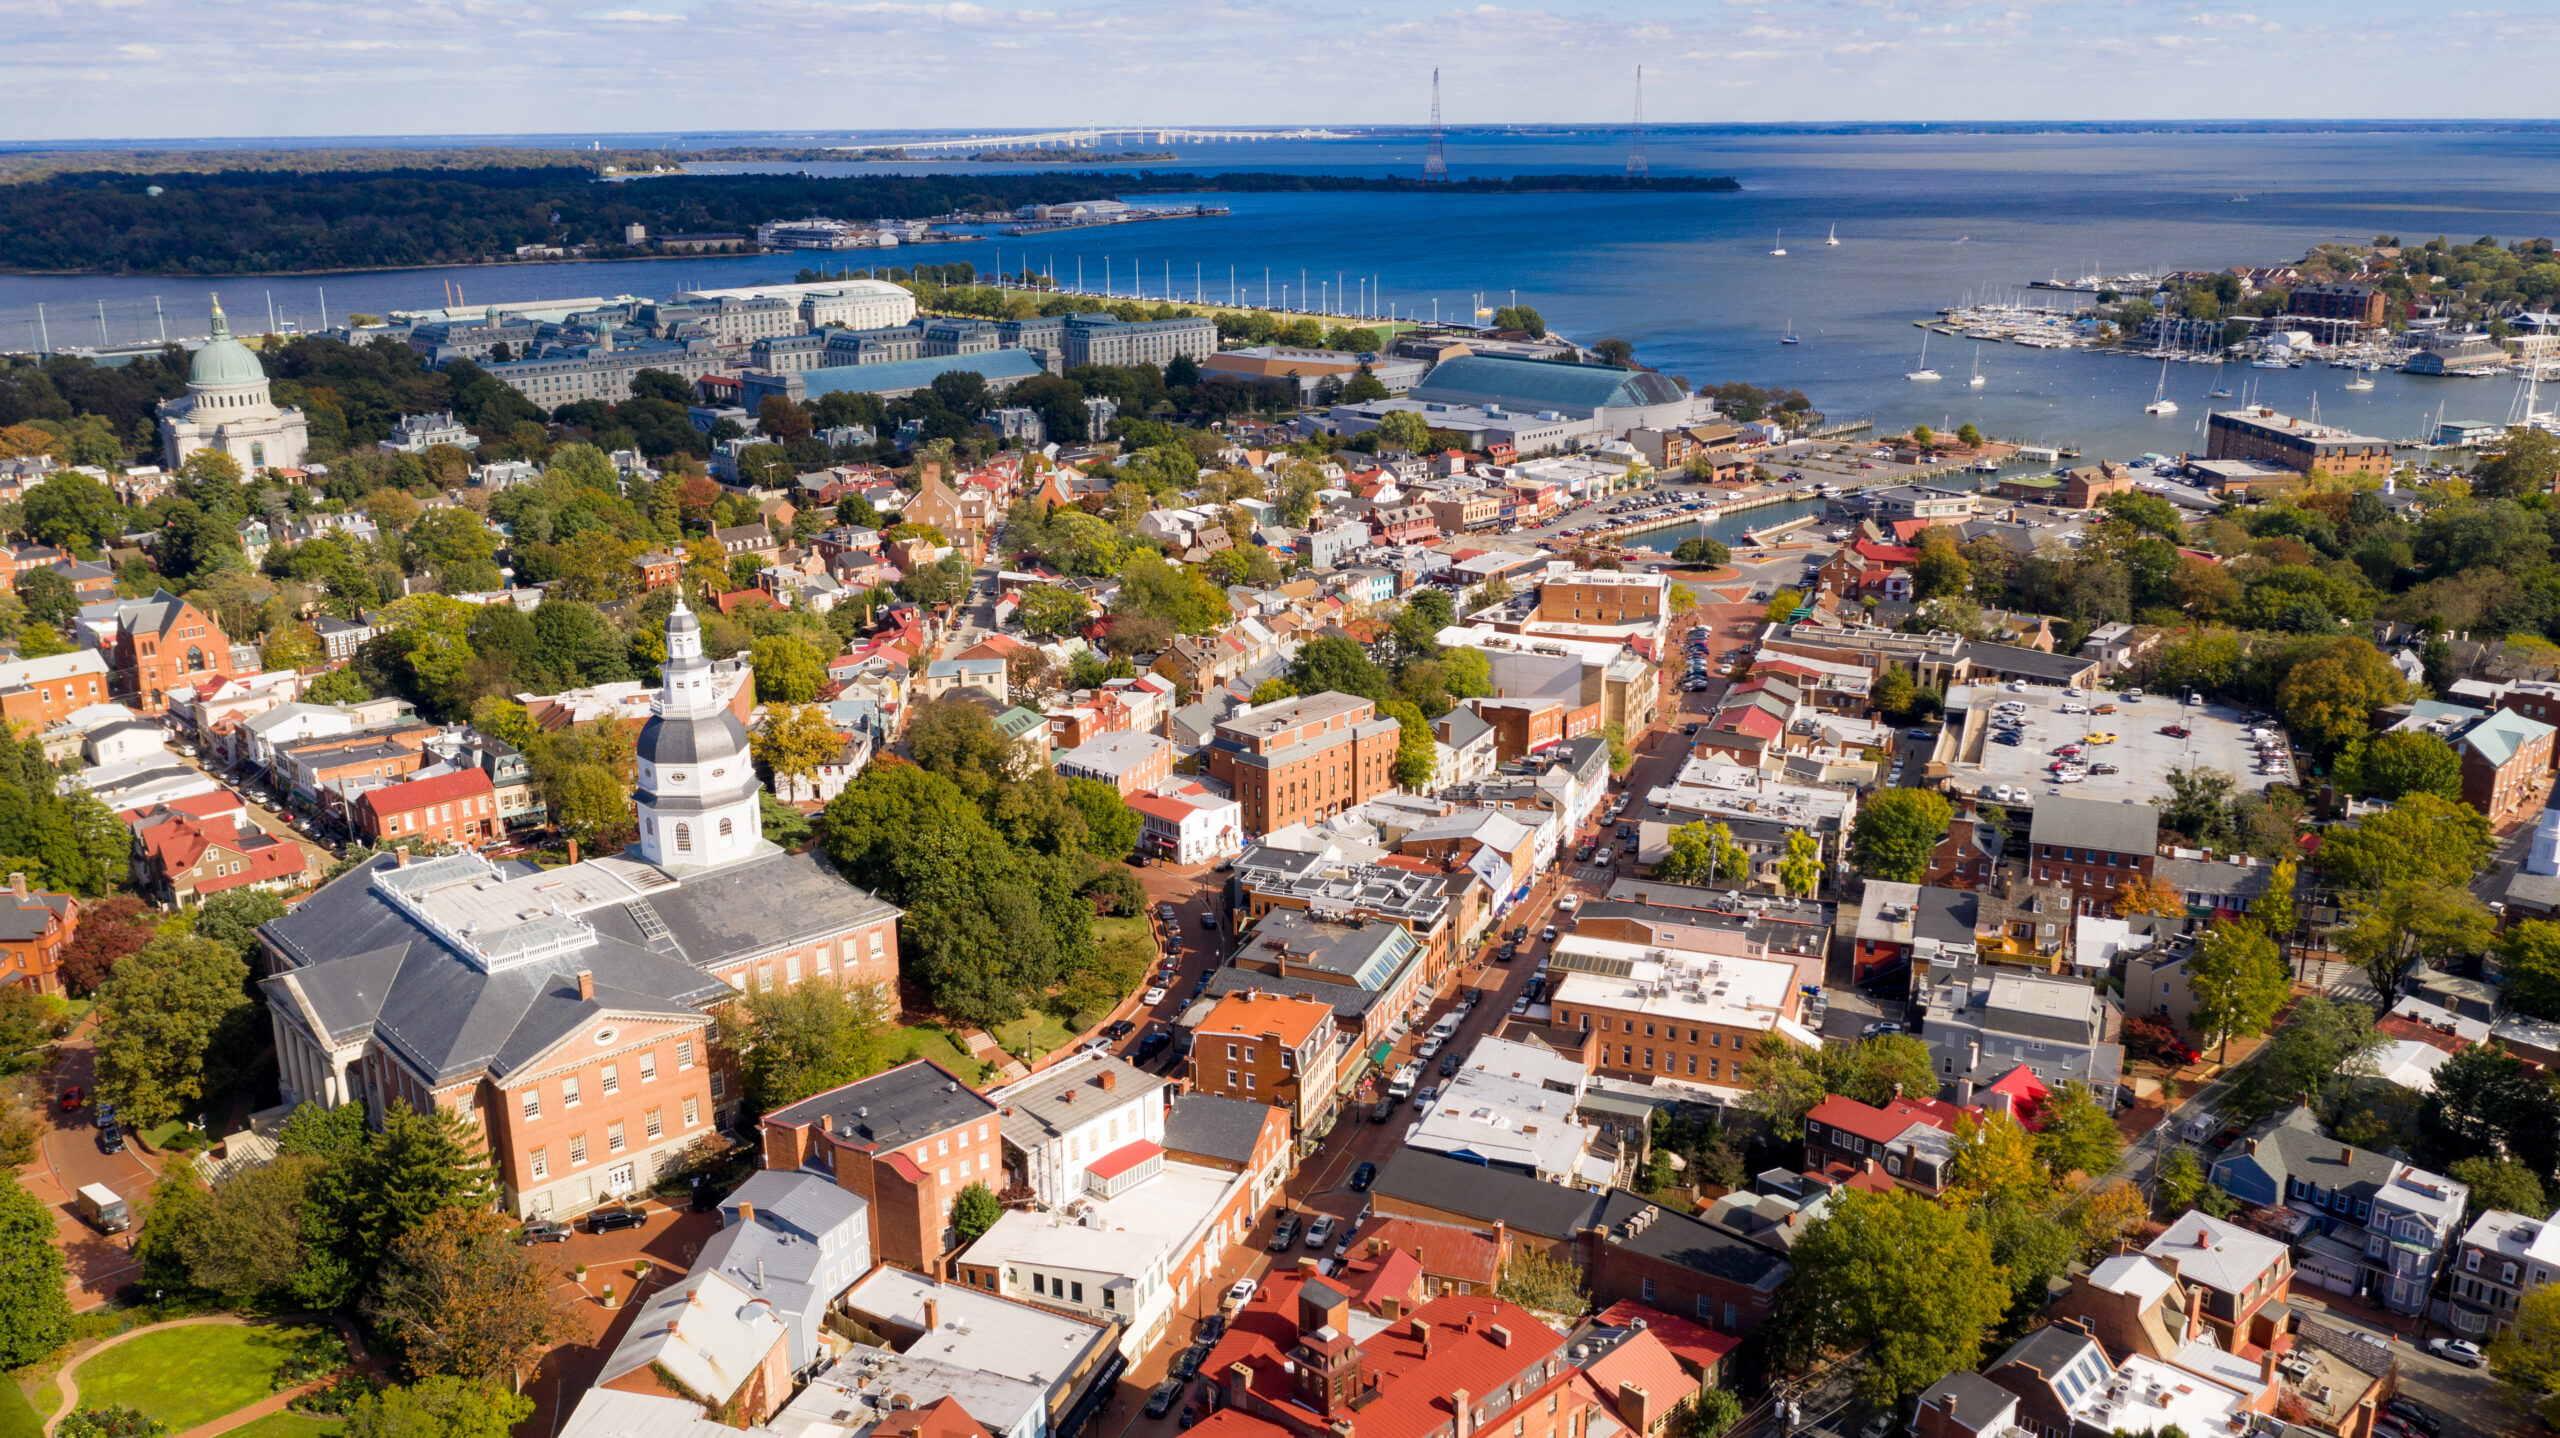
[1586,1328,1702,1420]
[1085,1139,1163,1181]
[119,788,248,829]
[359,767,493,820]
[1336,1245,1426,1313]
[871,1397,993,1438]
[1982,1064,2051,1125]
[1201,1272,1568,1438]
[1717,707,1784,740]
[1591,1301,1740,1374]
[1806,1092,1971,1146]
[1854,540,1920,564]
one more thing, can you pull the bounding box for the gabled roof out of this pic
[2464,706,2555,767]
[358,766,493,819]
[1369,1147,1603,1241]
[2145,1210,2293,1297]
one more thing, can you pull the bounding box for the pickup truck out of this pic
[1387,1061,1421,1101]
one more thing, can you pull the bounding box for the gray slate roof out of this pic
[261,848,899,1085]
[2027,794,2160,857]
[1588,1189,1791,1290]
[2223,1103,2398,1202]
[1162,1092,1274,1167]
[763,1059,997,1152]
[1369,1147,1605,1242]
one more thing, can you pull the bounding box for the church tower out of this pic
[633,592,763,873]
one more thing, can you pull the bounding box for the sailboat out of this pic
[1968,346,1986,388]
[1906,330,1941,382]
[1780,318,1800,345]
[1770,230,1787,257]
[1826,224,1840,247]
[2344,368,2376,392]
[2145,356,2179,415]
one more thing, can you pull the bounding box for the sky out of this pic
[6,0,2560,141]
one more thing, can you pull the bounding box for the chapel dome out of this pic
[189,300,269,389]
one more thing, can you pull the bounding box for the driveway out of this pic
[25,1035,164,1309]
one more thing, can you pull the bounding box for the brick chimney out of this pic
[396,844,412,868]
[737,1201,755,1224]
[1100,1071,1118,1091]
[925,1298,940,1332]
[577,970,595,1001]
[6,873,24,897]
[567,837,580,864]
[1619,1382,1654,1435]
[1452,1390,1471,1437]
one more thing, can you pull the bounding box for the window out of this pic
[676,823,691,851]
[720,817,734,839]
[563,1075,581,1107]
[571,1133,588,1164]
[684,1096,699,1127]
[522,1091,541,1121]
[1641,1276,1656,1301]
[639,1052,657,1083]
[710,1071,726,1099]
[785,953,801,983]
[607,1121,627,1154]
[1072,1281,1085,1303]
[529,1147,548,1179]
[677,1040,695,1070]
[601,1064,619,1095]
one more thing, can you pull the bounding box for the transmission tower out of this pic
[1423,69,1449,182]
[1626,65,1648,177]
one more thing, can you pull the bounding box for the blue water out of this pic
[10,127,2560,463]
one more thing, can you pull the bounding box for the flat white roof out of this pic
[841,1265,1106,1385]
[956,1159,1235,1279]
[1549,937,1799,1033]
[2067,1354,2247,1438]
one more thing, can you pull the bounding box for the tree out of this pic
[2276,637,2406,757]
[193,889,287,960]
[2229,996,2384,1119]
[367,1207,559,1384]
[2501,922,2560,1021]
[0,1172,68,1367]
[553,765,634,852]
[1776,830,1823,898]
[2493,1287,2560,1430]
[1678,1390,1743,1438]
[91,935,251,1131]
[753,704,845,788]
[2112,873,2187,918]
[953,1182,1002,1243]
[1738,1032,1829,1139]
[1494,1247,1587,1315]
[1911,529,1969,600]
[2157,1147,2210,1213]
[1774,1187,2008,1407]
[1287,635,1391,704]
[1657,821,1750,887]
[1848,789,1953,882]
[58,894,154,996]
[1873,665,1918,721]
[2257,857,2297,943]
[1671,537,1729,568]
[717,977,895,1115]
[1834,1035,1939,1109]
[1761,589,1803,624]
[2031,1081,2123,1181]
[2074,1179,2149,1256]
[2336,880,2493,1005]
[750,633,827,704]
[1382,699,1437,788]
[1946,1111,2044,1205]
[2473,426,2560,499]
[2159,766,2236,847]
[1064,779,1142,860]
[2449,1157,2548,1226]
[1016,585,1088,639]
[2187,923,2290,1058]
[173,1155,318,1305]
[2333,730,2464,802]
[344,1378,533,1438]
[2314,793,2493,890]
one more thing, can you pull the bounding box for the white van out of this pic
[1388,1062,1421,1100]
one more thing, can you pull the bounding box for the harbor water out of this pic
[8,127,2560,463]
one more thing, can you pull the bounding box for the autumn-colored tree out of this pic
[754,704,846,788]
[366,1206,560,1384]
[1946,1110,2044,1205]
[57,895,155,996]
[2112,872,2186,918]
[2073,1180,2149,1257]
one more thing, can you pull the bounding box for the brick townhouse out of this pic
[2024,795,2159,915]
[0,876,79,995]
[111,591,239,712]
[759,1061,1003,1278]
[356,767,501,848]
[1205,692,1403,836]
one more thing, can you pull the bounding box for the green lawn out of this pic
[882,1025,986,1083]
[74,1324,327,1432]
[225,1413,346,1438]
[1094,916,1156,958]
[993,1011,1077,1061]
[0,1381,43,1438]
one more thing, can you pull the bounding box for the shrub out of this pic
[60,1409,166,1438]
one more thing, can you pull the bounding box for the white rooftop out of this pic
[1548,936,1815,1043]
[2145,1211,2291,1297]
[840,1265,1107,1387]
[2086,1254,2178,1307]
[2459,1207,2560,1270]
[2065,1354,2249,1438]
[957,1158,1234,1280]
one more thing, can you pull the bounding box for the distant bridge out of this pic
[843,127,1350,153]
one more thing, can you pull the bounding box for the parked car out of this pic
[1497,944,1517,962]
[1861,1021,1901,1038]
[1370,1099,1394,1123]
[2426,1338,2484,1367]
[1417,1038,1443,1060]
[2160,724,2191,738]
[1105,1019,1137,1040]
[57,1087,81,1112]
[519,1219,573,1244]
[1170,1346,1206,1380]
[1147,1381,1187,1418]
[587,1203,648,1234]
[95,1103,122,1154]
[1143,986,1168,1005]
[1440,1052,1462,1077]
[2384,1399,2440,1434]
[1304,1216,1336,1249]
[1269,1215,1300,1251]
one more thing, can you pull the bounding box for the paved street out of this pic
[25,1034,163,1310]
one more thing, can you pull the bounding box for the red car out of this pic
[2160,724,2191,738]
[57,1087,81,1112]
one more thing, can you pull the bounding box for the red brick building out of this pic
[133,814,309,908]
[0,876,78,995]
[2456,708,2556,824]
[1206,693,1404,836]
[356,768,500,848]
[110,591,238,712]
[1575,1191,1791,1340]
[1187,990,1339,1137]
[758,1061,1003,1278]
[0,650,111,731]
[1802,1093,1975,1197]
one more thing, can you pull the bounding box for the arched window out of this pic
[675,823,691,852]
[718,818,734,840]
[186,646,205,671]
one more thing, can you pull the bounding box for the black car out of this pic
[1269,1215,1300,1251]
[1137,1032,1171,1061]
[1198,1314,1226,1343]
[1497,944,1518,962]
[1147,1381,1186,1418]
[1171,1344,1207,1380]
[1105,1019,1137,1040]
[587,1203,649,1234]
[1615,825,1634,840]
[1349,1161,1378,1191]
[1440,1051,1461,1076]
[2383,1400,2440,1435]
[1370,1099,1394,1123]
[1576,844,1596,862]
[519,1219,573,1244]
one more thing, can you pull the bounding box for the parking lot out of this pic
[1943,684,2288,806]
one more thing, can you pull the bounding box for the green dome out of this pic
[188,300,267,388]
